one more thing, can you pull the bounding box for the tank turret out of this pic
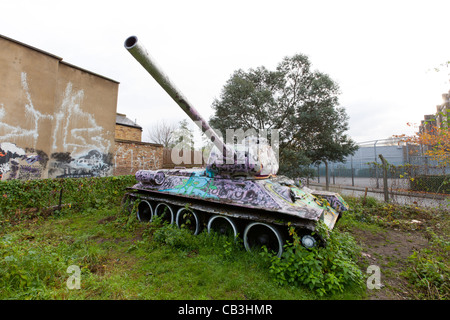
[123,36,348,257]
[205,136,278,178]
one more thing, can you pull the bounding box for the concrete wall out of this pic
[0,35,119,180]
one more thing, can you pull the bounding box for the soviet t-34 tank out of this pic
[123,36,349,257]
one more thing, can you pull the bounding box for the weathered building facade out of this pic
[419,89,449,134]
[0,34,119,180]
[114,113,163,176]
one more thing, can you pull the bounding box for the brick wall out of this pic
[114,139,163,176]
[115,124,142,142]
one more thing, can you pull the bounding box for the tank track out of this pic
[123,187,326,258]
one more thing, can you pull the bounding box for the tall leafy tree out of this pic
[171,119,194,150]
[209,54,357,177]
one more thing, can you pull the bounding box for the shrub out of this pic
[262,222,364,296]
[0,175,136,224]
[153,223,199,251]
[410,175,450,194]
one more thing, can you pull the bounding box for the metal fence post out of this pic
[351,156,355,186]
[317,164,320,183]
[378,154,389,203]
[332,162,335,185]
[374,140,380,188]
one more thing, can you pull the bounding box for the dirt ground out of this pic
[352,228,429,300]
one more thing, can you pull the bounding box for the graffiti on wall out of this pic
[114,145,161,173]
[0,73,54,149]
[0,72,114,180]
[49,150,112,178]
[51,81,112,155]
[0,142,49,180]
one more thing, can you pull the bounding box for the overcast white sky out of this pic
[1,0,449,145]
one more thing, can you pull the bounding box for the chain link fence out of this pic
[308,138,449,208]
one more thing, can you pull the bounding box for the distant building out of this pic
[436,92,449,129]
[419,89,449,134]
[115,113,143,141]
[114,113,163,176]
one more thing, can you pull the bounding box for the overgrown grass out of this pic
[0,175,136,226]
[403,230,449,299]
[0,175,364,299]
[340,195,449,300]
[0,207,325,299]
[1,177,448,300]
[342,195,448,234]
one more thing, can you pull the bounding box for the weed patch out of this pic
[0,175,135,226]
[342,195,449,300]
[261,222,365,296]
[403,231,449,299]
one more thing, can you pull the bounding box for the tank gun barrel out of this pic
[124,36,232,159]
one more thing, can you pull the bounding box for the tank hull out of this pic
[125,168,344,232]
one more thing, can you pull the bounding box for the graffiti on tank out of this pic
[0,142,49,180]
[264,183,332,214]
[292,188,329,210]
[205,138,278,179]
[264,182,293,204]
[135,169,337,221]
[161,176,219,200]
[314,194,349,212]
[210,180,279,208]
[140,171,281,209]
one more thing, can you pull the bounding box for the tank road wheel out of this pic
[207,215,238,239]
[121,194,134,214]
[154,203,174,224]
[296,228,322,249]
[301,234,318,249]
[243,222,284,258]
[136,200,153,222]
[176,208,201,235]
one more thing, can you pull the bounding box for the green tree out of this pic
[209,54,357,178]
[171,119,194,150]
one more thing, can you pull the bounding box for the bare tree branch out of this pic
[146,119,177,147]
